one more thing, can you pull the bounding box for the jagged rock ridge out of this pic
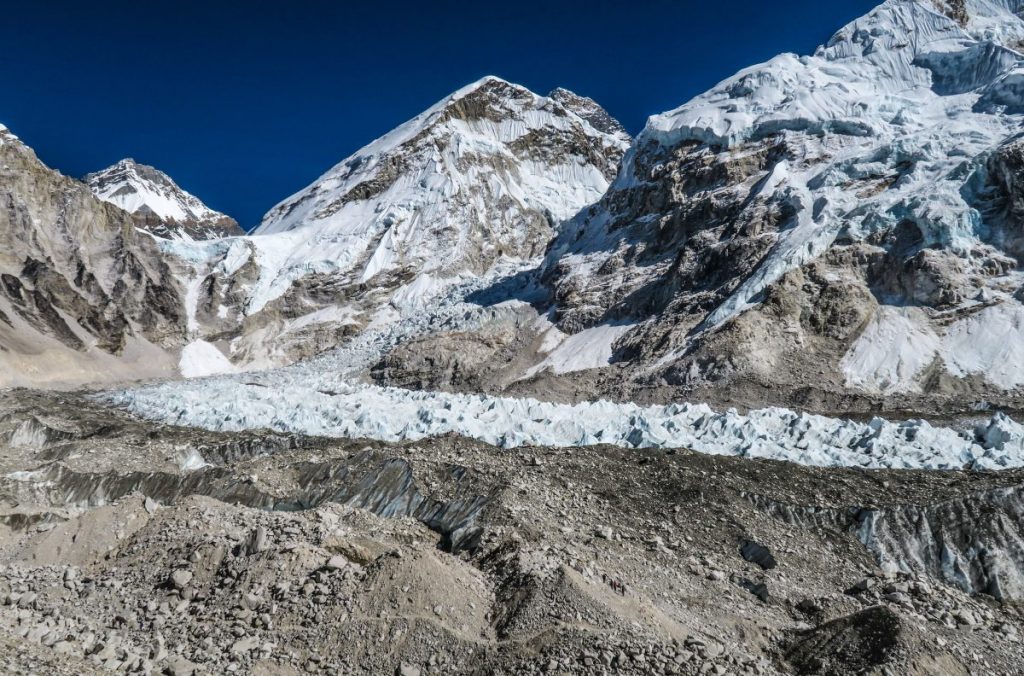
[0,125,187,387]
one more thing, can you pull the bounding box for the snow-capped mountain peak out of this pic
[85,158,242,240]
[255,75,627,236]
[643,0,1024,152]
[151,76,631,371]
[239,76,629,315]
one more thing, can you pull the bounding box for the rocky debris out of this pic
[786,606,905,674]
[740,540,777,570]
[0,391,1018,672]
[169,570,193,591]
[737,577,770,604]
[239,527,269,556]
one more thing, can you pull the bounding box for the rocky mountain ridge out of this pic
[0,125,187,388]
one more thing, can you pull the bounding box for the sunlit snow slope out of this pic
[85,159,242,240]
[158,76,630,371]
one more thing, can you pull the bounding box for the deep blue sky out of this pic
[1,1,878,228]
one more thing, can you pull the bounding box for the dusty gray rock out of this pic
[0,126,186,388]
[169,570,192,591]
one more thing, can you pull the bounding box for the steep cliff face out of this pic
[85,159,243,240]
[527,0,1024,412]
[0,125,187,387]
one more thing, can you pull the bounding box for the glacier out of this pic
[102,260,1024,473]
[104,370,1024,471]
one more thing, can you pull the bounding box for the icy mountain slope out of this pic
[0,125,187,387]
[526,0,1024,411]
[248,76,628,313]
[165,77,629,370]
[85,159,243,240]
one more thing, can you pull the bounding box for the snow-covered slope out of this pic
[535,0,1024,410]
[168,76,630,370]
[247,75,628,314]
[85,159,243,240]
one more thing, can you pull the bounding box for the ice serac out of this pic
[103,370,1024,471]
[538,0,1024,412]
[173,76,630,369]
[85,159,243,240]
[0,125,188,387]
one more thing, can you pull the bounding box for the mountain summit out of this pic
[85,159,243,240]
[156,76,631,369]
[248,76,628,313]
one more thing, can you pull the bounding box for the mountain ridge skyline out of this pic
[1,0,877,228]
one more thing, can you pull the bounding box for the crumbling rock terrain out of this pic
[1,390,1023,674]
